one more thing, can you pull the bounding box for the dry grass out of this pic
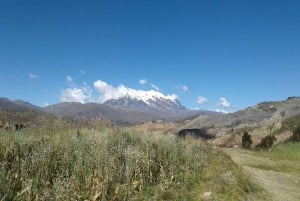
[0,126,263,200]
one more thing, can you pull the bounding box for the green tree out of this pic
[242,132,252,149]
[289,125,300,142]
[256,135,276,150]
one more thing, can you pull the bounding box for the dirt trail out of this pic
[223,148,300,201]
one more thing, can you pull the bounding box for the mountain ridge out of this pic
[182,97,300,139]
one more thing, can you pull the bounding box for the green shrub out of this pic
[242,132,252,149]
[256,135,276,150]
[289,125,300,142]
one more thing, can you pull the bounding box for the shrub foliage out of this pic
[256,135,277,150]
[242,132,252,149]
[289,125,300,142]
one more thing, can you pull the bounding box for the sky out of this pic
[0,0,299,113]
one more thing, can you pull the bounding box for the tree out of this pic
[242,132,252,149]
[256,135,276,150]
[289,125,300,142]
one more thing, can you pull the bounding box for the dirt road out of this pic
[223,148,300,201]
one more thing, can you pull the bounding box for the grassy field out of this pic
[0,126,264,201]
[268,142,300,161]
[224,141,300,201]
[253,142,300,175]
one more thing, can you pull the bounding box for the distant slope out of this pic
[0,97,38,111]
[180,97,300,143]
[43,93,208,125]
[43,102,160,125]
[0,97,214,126]
[0,97,46,124]
[184,98,300,130]
[43,102,205,125]
[103,96,185,114]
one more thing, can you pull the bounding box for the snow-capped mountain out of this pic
[103,93,186,114]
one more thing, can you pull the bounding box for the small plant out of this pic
[256,135,276,150]
[242,132,252,149]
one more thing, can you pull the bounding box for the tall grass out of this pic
[268,142,300,161]
[251,142,300,175]
[0,127,264,200]
[0,127,209,200]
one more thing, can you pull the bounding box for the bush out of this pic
[256,135,276,150]
[289,125,300,142]
[242,132,252,149]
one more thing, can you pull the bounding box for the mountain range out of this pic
[0,95,206,125]
[43,95,209,124]
[1,96,300,134]
[180,97,300,147]
[184,97,300,130]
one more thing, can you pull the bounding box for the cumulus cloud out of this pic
[60,78,178,104]
[213,108,230,114]
[66,75,73,83]
[197,96,208,105]
[218,97,230,108]
[29,73,39,79]
[138,78,160,91]
[139,78,147,85]
[180,85,188,92]
[80,70,85,75]
[94,80,177,103]
[60,85,93,104]
[151,83,159,91]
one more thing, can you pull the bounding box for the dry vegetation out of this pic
[224,142,300,201]
[0,125,265,201]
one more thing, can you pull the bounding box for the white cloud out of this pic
[94,80,177,103]
[197,96,208,105]
[60,85,93,104]
[139,78,147,85]
[80,70,85,75]
[214,108,230,114]
[60,78,178,104]
[66,75,73,83]
[29,73,39,79]
[180,85,188,92]
[218,97,230,108]
[43,102,49,107]
[151,83,159,91]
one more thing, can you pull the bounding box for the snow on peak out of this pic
[94,80,178,104]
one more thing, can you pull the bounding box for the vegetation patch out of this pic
[246,142,300,175]
[242,132,252,149]
[255,135,276,150]
[1,126,264,200]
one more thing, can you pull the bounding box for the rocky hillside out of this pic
[43,102,161,125]
[43,101,207,125]
[184,97,300,130]
[181,97,300,146]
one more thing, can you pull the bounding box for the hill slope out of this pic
[184,98,300,130]
[180,98,300,146]
[43,101,207,125]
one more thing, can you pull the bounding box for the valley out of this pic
[2,1,299,200]
[0,96,300,200]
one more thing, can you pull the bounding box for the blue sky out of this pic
[0,0,299,112]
